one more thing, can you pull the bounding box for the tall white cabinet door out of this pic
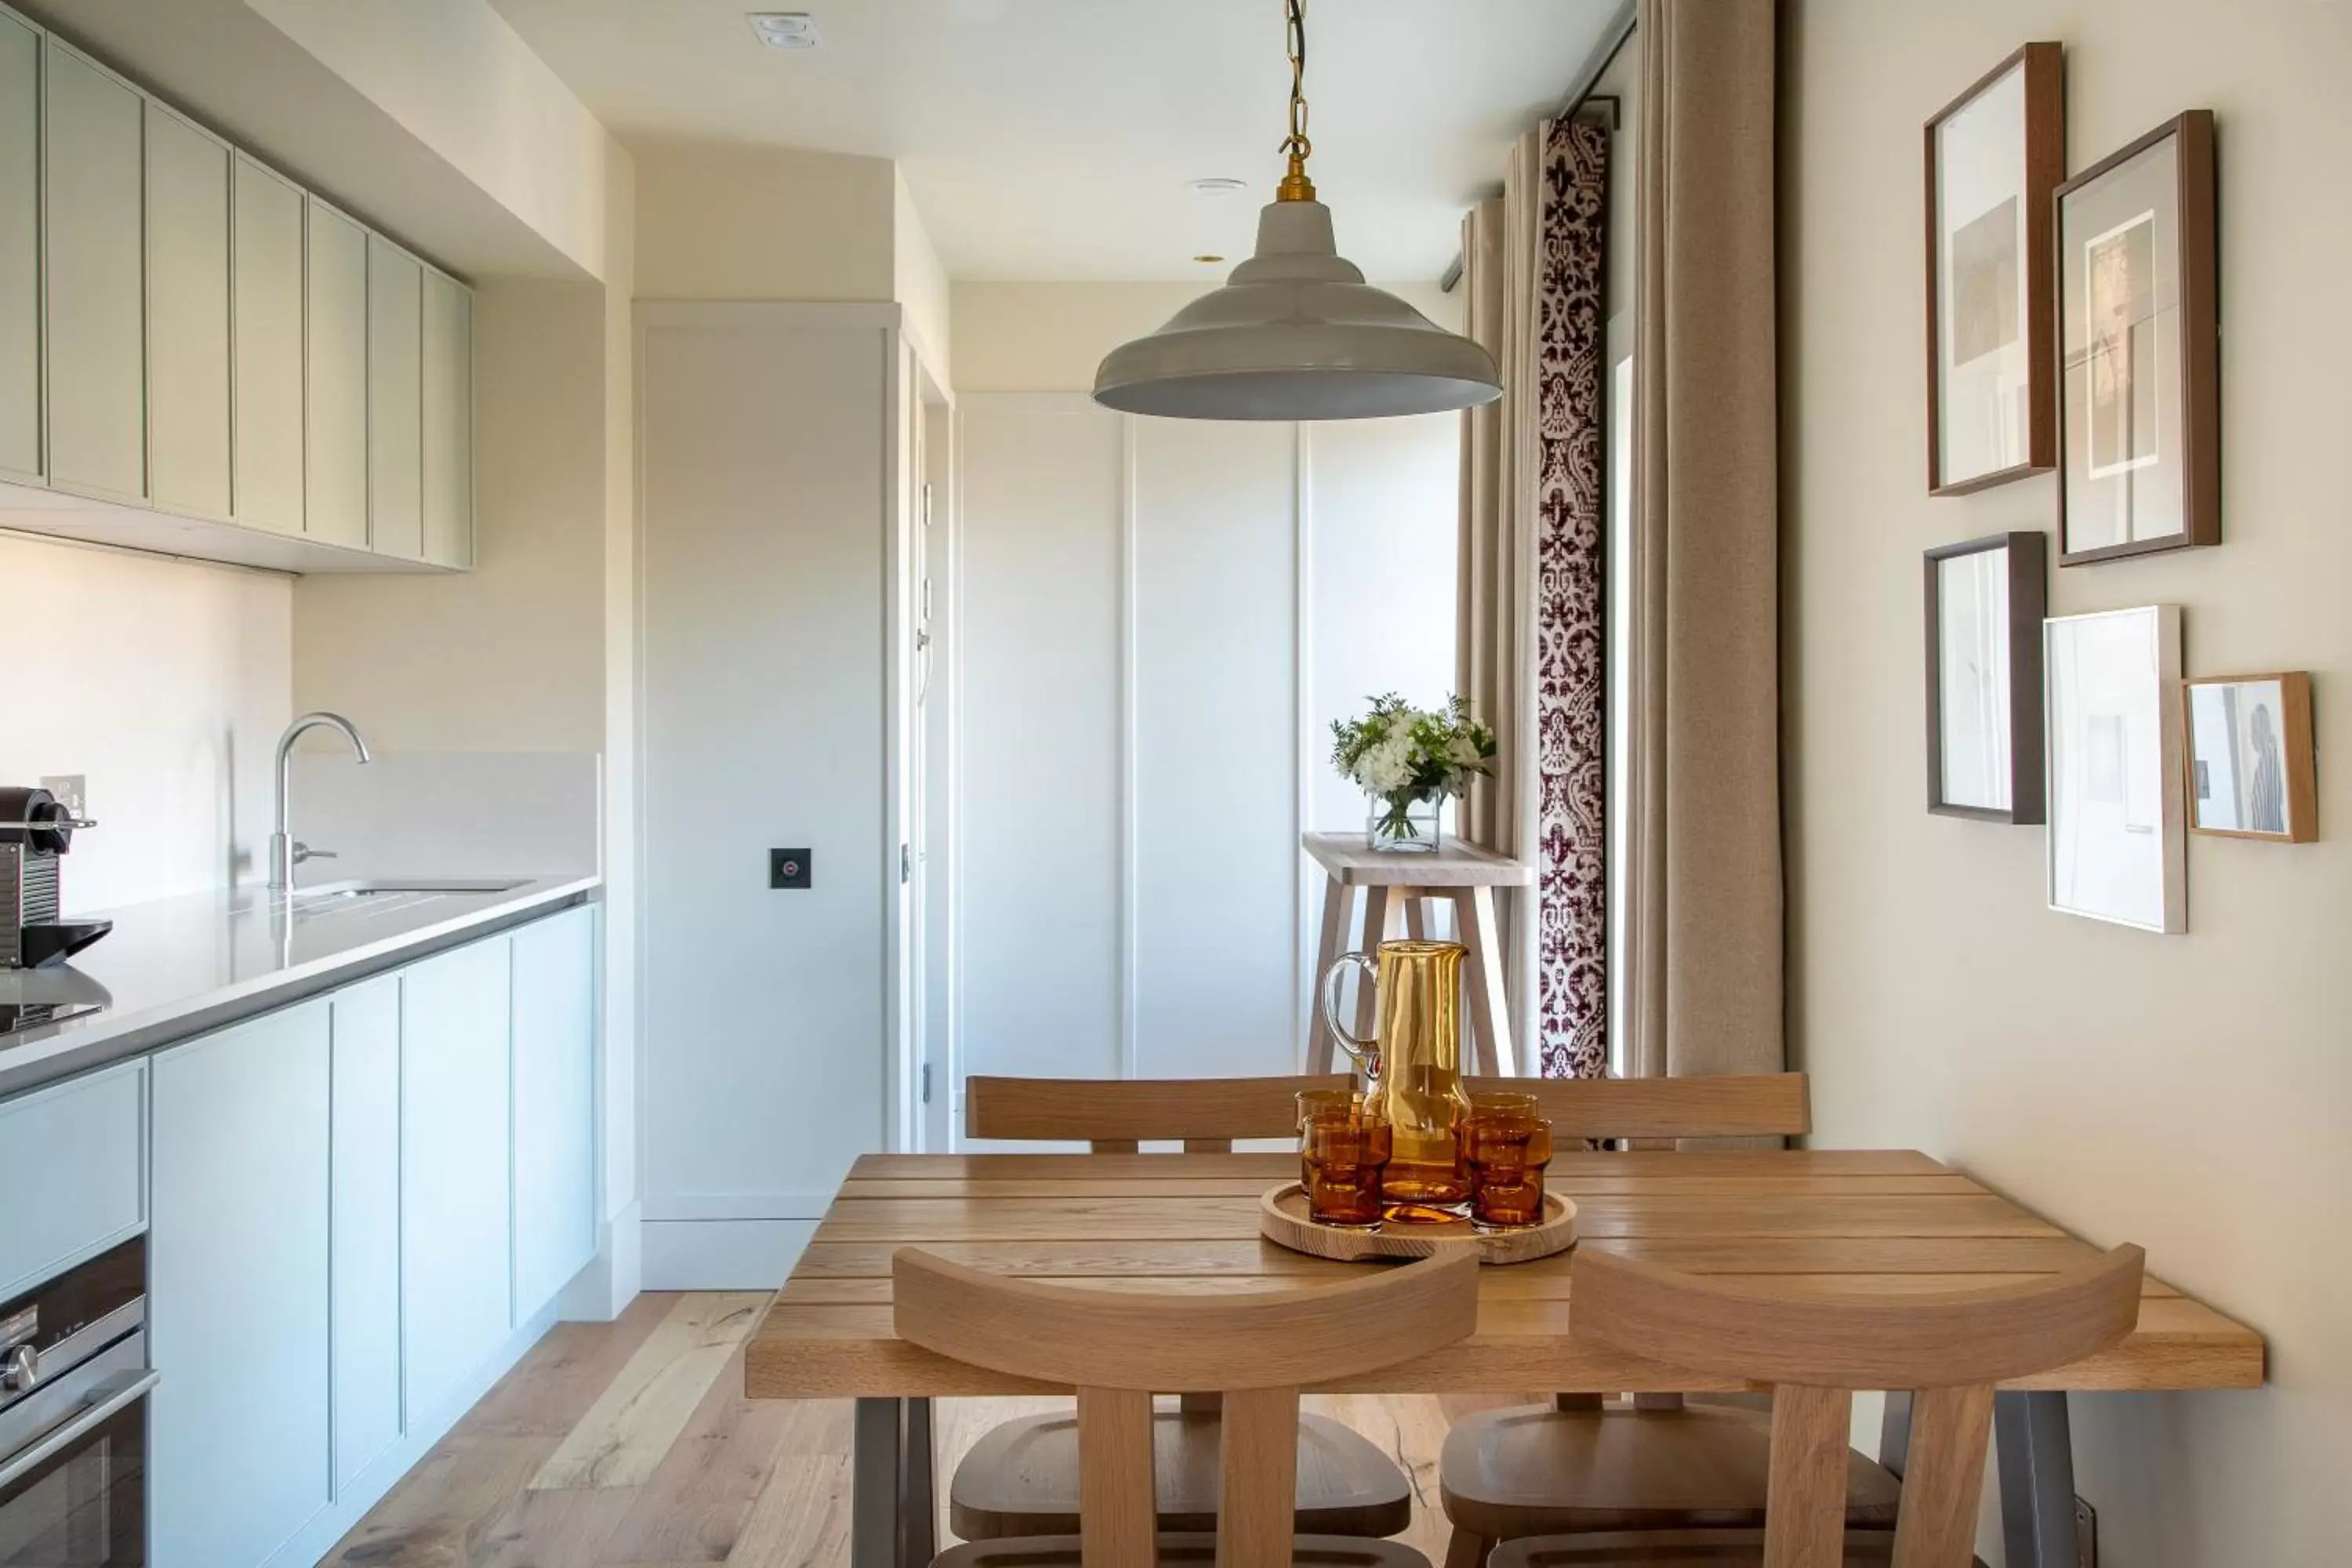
[330,975,403,1494]
[144,103,231,519]
[149,1004,332,1568]
[512,905,597,1320]
[304,199,369,548]
[367,234,423,559]
[231,154,305,535]
[421,268,473,567]
[400,937,513,1425]
[42,40,143,501]
[0,14,38,482]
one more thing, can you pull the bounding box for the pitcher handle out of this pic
[1319,950,1381,1079]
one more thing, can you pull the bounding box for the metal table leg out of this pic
[1878,1388,1914,1479]
[854,1397,939,1568]
[1995,1389,2078,1568]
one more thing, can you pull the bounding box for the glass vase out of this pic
[1366,791,1444,853]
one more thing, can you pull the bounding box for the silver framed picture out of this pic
[2045,605,2185,932]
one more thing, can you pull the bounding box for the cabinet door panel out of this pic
[400,937,513,1424]
[305,200,368,547]
[0,14,37,480]
[421,269,473,566]
[145,103,231,518]
[367,235,422,559]
[149,1005,332,1568]
[331,975,403,1494]
[231,154,305,535]
[514,906,597,1319]
[0,1060,144,1302]
[42,40,143,500]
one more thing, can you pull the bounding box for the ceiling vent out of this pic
[747,13,821,49]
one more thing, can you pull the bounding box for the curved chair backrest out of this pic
[895,1249,1480,1568]
[1570,1245,2144,1568]
[964,1073,1354,1153]
[1465,1071,1811,1144]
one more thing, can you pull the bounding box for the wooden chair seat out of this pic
[953,1406,1412,1539]
[936,1531,1433,1568]
[1486,1529,1987,1566]
[1439,1403,1900,1539]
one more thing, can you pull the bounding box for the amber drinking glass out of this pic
[1297,1091,1392,1229]
[1464,1091,1552,1231]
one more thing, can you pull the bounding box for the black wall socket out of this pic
[769,848,812,890]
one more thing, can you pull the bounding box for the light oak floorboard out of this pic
[533,1294,770,1490]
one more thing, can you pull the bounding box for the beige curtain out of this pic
[1627,0,1784,1082]
[1457,127,1548,1064]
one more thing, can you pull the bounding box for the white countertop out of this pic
[0,873,600,1099]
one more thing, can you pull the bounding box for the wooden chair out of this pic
[1439,1073,1900,1566]
[896,1247,1483,1568]
[953,1074,1414,1543]
[1484,1244,2145,1568]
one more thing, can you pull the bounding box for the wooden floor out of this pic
[325,1291,1519,1566]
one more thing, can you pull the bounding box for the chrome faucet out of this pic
[269,712,372,890]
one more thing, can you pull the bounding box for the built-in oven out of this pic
[0,1240,151,1566]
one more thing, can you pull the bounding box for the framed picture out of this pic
[2184,673,2317,841]
[2045,606,2185,933]
[1925,42,2063,495]
[1925,532,2047,822]
[2056,111,2220,564]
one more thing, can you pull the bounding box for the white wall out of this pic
[633,145,897,302]
[2,535,289,909]
[894,170,953,387]
[1784,2,2351,1562]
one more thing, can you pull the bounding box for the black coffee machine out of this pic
[0,786,111,969]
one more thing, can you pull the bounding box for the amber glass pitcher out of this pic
[1320,939,1473,1215]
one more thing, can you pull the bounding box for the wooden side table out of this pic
[1302,832,1536,1077]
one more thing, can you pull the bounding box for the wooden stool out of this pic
[950,1075,1417,1542]
[896,1249,1483,1568]
[1303,832,1534,1077]
[1482,1245,2145,1568]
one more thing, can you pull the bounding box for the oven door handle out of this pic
[0,1370,156,1492]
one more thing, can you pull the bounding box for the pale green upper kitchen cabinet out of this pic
[0,2,474,570]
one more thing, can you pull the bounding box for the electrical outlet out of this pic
[769,848,812,890]
[2075,1495,2098,1568]
[38,775,88,820]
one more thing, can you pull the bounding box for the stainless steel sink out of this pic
[289,878,531,916]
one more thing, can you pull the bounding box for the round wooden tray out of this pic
[1258,1183,1577,1265]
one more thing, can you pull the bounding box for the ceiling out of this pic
[485,0,1616,282]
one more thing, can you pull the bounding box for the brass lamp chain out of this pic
[1276,0,1316,201]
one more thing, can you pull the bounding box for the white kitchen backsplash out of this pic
[287,750,601,884]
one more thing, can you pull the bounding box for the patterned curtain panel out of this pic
[1534,118,1610,1080]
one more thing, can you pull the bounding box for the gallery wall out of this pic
[1782,1,2350,1562]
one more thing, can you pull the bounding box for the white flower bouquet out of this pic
[1330,694,1497,851]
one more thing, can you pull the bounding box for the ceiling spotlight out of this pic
[1188,178,1249,198]
[1194,255,1227,265]
[747,13,821,48]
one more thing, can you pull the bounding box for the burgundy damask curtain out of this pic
[1460,117,1610,1080]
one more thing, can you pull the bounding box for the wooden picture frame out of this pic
[2183,673,2317,841]
[1925,532,2047,822]
[2045,605,2186,934]
[2056,111,2221,564]
[1925,42,2063,495]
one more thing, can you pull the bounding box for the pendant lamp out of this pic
[1093,0,1503,421]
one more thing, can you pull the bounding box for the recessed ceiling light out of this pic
[747,13,821,49]
[1188,178,1249,197]
[1193,254,1226,265]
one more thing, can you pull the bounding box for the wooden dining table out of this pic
[745,1149,2263,1568]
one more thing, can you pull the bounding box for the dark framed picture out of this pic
[1925,532,2048,822]
[2184,673,2317,842]
[1925,42,2063,495]
[2056,111,2220,564]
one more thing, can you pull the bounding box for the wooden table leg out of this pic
[1354,886,1399,1044]
[1453,886,1515,1076]
[1404,895,1429,940]
[1307,874,1359,1073]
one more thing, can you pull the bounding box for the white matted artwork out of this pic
[1925,532,2045,822]
[2045,605,2184,932]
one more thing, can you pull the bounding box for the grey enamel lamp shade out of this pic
[1094,200,1503,421]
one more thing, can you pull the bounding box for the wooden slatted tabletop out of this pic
[744,1151,2263,1400]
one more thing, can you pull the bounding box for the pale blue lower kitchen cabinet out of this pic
[511,904,598,1321]
[329,974,405,1494]
[149,1003,333,1568]
[397,935,514,1427]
